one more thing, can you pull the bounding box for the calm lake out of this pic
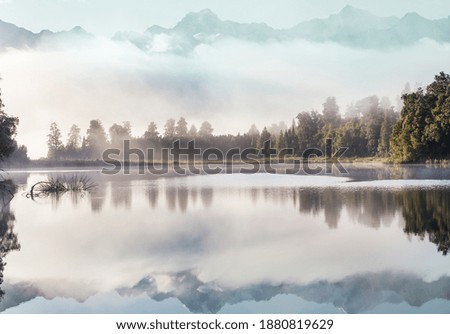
[1,165,450,314]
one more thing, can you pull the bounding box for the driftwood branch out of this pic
[26,175,96,200]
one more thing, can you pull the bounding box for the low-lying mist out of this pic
[0,37,449,159]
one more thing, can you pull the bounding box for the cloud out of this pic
[0,37,449,158]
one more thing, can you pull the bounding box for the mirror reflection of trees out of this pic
[0,180,20,301]
[90,185,106,212]
[190,184,448,254]
[162,186,214,212]
[27,173,450,255]
[294,188,398,229]
[178,186,189,213]
[292,187,450,255]
[111,184,132,209]
[165,187,177,211]
[147,187,159,209]
[401,189,450,255]
[200,188,213,208]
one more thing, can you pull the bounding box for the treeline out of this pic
[46,95,400,161]
[3,72,450,164]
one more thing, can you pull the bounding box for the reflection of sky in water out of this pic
[1,168,450,313]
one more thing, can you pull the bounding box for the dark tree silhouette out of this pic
[0,180,20,300]
[0,88,19,160]
[391,72,450,162]
[401,189,450,255]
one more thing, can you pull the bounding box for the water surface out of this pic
[1,165,450,314]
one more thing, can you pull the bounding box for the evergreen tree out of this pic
[364,103,384,156]
[335,118,368,157]
[47,122,63,159]
[109,122,131,147]
[286,121,300,155]
[188,124,198,138]
[198,121,214,138]
[144,122,160,140]
[258,127,272,150]
[175,117,188,137]
[66,124,81,150]
[86,119,108,159]
[163,118,176,138]
[377,108,399,156]
[322,97,341,127]
[247,124,259,148]
[296,111,323,152]
[276,130,287,151]
[321,97,342,147]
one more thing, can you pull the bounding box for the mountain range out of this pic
[0,20,93,50]
[116,270,450,314]
[1,5,450,53]
[2,270,450,313]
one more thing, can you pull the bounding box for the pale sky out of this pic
[1,0,450,36]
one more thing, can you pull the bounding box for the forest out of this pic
[1,72,450,165]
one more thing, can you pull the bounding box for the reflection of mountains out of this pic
[2,270,450,314]
[0,280,96,313]
[116,271,450,314]
[0,180,20,301]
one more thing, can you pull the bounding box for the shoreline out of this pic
[1,159,450,172]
